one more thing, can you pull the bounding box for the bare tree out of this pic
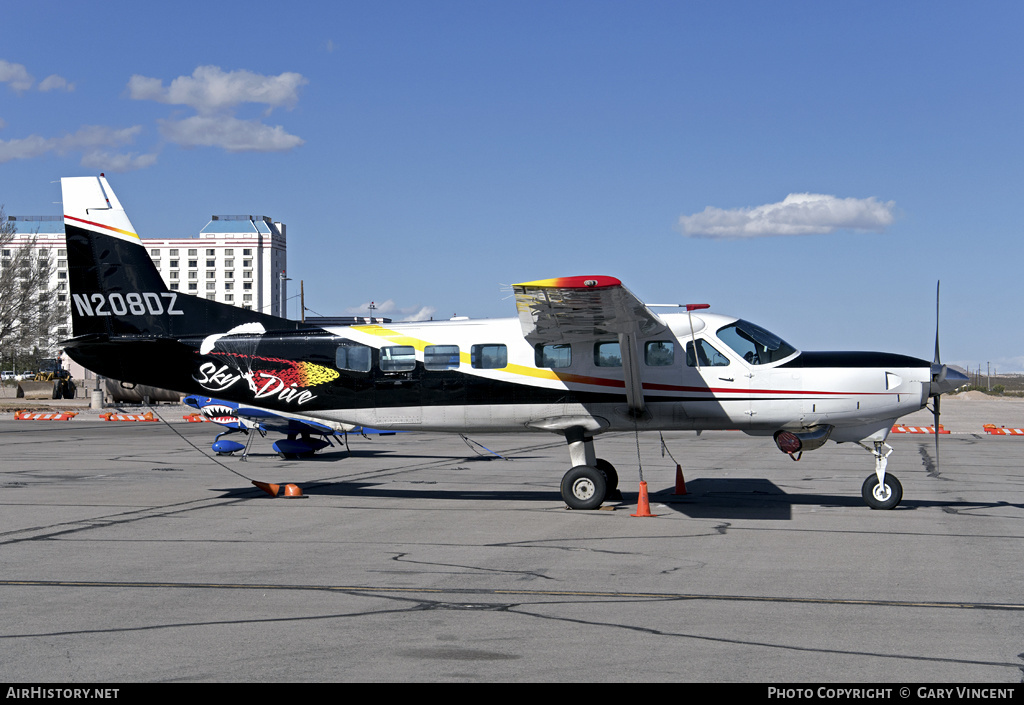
[0,206,68,358]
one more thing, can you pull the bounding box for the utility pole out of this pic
[300,280,305,323]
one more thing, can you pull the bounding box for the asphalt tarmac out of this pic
[1,400,1022,683]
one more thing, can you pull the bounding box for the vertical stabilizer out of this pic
[61,176,299,340]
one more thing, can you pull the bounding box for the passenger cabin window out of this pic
[716,320,796,365]
[471,344,507,369]
[380,346,416,372]
[424,345,460,370]
[685,339,730,367]
[335,342,372,372]
[594,342,621,367]
[536,343,571,369]
[644,341,674,366]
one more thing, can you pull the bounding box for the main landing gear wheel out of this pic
[561,465,607,511]
[861,473,903,510]
[595,458,620,500]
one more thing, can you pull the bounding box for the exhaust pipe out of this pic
[774,425,834,460]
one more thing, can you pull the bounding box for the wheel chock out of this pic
[631,481,656,517]
[673,464,687,495]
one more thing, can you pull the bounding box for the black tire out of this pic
[595,458,622,501]
[560,465,607,510]
[63,381,76,399]
[594,458,618,491]
[862,473,903,510]
[52,382,61,399]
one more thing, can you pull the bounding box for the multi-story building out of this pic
[5,213,289,345]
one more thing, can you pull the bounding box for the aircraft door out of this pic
[679,338,750,427]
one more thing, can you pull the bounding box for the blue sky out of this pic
[2,1,1021,373]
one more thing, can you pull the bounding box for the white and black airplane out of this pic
[60,175,967,510]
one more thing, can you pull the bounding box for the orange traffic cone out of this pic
[673,464,687,495]
[252,481,280,497]
[283,483,304,498]
[631,481,656,517]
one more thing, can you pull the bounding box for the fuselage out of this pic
[71,310,933,444]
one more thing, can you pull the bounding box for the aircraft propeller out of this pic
[930,281,945,470]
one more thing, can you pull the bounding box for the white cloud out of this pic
[129,65,308,154]
[0,60,74,93]
[347,300,438,322]
[0,125,155,171]
[38,74,75,92]
[128,65,307,113]
[159,115,304,152]
[678,193,896,239]
[80,150,158,173]
[0,60,35,92]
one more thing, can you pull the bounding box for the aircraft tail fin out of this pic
[61,176,297,339]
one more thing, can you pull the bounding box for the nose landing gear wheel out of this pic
[861,473,903,510]
[561,465,608,510]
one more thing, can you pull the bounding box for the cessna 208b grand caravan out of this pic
[59,175,967,511]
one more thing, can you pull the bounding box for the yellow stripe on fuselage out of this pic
[352,324,571,383]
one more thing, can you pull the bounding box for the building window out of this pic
[188,271,197,279]
[243,249,252,256]
[243,282,252,290]
[206,249,215,256]
[170,283,179,290]
[206,282,216,290]
[188,282,197,290]
[150,249,160,256]
[188,249,197,256]
[206,259,215,268]
[243,294,252,301]
[169,249,178,256]
[206,271,215,279]
[243,270,252,279]
[225,249,233,255]
[243,259,252,267]
[188,260,197,268]
[224,282,233,290]
[225,294,234,302]
[169,260,178,268]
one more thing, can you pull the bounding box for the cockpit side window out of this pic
[685,339,729,367]
[716,320,796,365]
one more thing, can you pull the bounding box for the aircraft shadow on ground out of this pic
[214,476,1024,518]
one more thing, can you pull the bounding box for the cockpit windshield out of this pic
[716,319,796,365]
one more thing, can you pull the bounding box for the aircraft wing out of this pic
[513,276,667,415]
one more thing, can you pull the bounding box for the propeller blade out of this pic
[932,281,942,471]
